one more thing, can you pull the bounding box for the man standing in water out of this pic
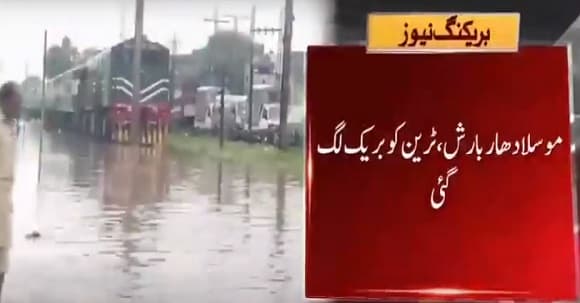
[0,81,21,298]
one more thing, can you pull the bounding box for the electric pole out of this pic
[250,24,282,138]
[219,71,226,150]
[224,14,249,33]
[120,0,127,40]
[41,31,47,130]
[204,7,229,34]
[28,29,48,239]
[170,33,180,120]
[247,5,256,132]
[204,7,229,87]
[171,33,178,55]
[278,0,293,149]
[170,33,178,104]
[130,0,144,144]
[224,15,239,32]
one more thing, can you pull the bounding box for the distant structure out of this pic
[172,49,205,101]
[290,51,305,104]
[245,51,277,90]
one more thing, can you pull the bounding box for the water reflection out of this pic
[275,171,286,256]
[6,123,304,303]
[101,145,171,298]
[216,161,223,212]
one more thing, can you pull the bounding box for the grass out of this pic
[168,133,304,177]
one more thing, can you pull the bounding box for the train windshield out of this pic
[119,48,168,81]
[142,50,166,74]
[141,50,169,84]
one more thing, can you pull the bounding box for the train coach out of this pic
[46,37,171,145]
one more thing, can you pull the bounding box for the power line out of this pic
[251,27,282,34]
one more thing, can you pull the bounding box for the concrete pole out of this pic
[247,5,256,132]
[170,33,179,120]
[231,16,239,32]
[205,7,230,34]
[130,0,144,144]
[40,30,47,129]
[278,0,293,149]
[219,71,226,149]
[29,29,48,238]
[213,7,219,33]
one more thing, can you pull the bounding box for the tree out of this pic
[77,48,101,64]
[21,75,42,107]
[22,75,42,97]
[202,31,264,94]
[255,53,275,74]
[46,36,79,77]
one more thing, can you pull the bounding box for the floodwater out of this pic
[5,121,305,303]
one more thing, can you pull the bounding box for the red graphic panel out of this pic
[305,46,577,301]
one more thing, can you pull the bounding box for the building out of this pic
[244,52,278,92]
[290,51,305,104]
[172,49,205,100]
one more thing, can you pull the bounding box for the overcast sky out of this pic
[0,0,333,82]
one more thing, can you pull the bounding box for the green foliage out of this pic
[46,36,79,78]
[168,133,304,178]
[22,75,41,90]
[202,31,263,94]
[78,48,101,64]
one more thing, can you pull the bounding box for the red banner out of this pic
[305,46,577,301]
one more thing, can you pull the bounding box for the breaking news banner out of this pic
[367,12,520,53]
[305,12,578,301]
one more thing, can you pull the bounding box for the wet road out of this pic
[5,122,304,303]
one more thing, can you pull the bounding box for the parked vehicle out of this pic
[172,78,198,128]
[194,86,222,129]
[254,103,304,146]
[246,84,279,129]
[210,94,247,138]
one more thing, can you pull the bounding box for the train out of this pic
[45,37,171,144]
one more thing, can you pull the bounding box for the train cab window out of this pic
[122,49,131,66]
[143,50,162,64]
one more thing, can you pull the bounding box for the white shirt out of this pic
[0,114,15,249]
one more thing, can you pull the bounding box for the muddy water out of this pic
[6,122,305,303]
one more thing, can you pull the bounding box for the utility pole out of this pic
[130,0,144,144]
[224,14,249,33]
[170,33,178,106]
[204,8,230,90]
[171,33,178,56]
[223,11,252,131]
[204,7,229,34]
[278,0,293,149]
[28,29,48,239]
[251,25,281,138]
[219,71,226,149]
[224,15,239,32]
[40,31,47,132]
[247,5,256,132]
[120,0,127,40]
